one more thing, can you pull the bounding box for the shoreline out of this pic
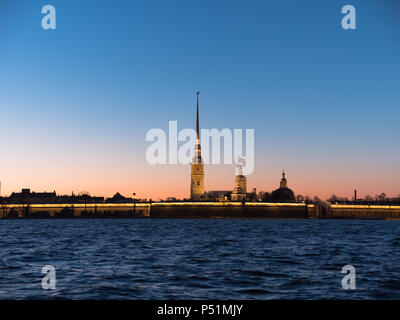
[1,202,400,220]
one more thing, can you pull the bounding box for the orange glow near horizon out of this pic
[1,158,399,201]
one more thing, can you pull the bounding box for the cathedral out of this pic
[190,91,205,199]
[189,92,295,202]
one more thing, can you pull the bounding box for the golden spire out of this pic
[196,91,200,139]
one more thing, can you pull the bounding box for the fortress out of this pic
[189,92,295,203]
[1,202,400,220]
[0,93,399,220]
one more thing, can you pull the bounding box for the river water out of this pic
[0,219,399,299]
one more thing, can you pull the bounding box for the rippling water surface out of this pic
[0,219,399,299]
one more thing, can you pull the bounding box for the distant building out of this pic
[8,189,57,204]
[58,194,104,204]
[6,188,104,204]
[106,192,130,203]
[206,191,232,201]
[270,170,296,202]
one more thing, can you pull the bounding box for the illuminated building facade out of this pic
[231,164,247,201]
[190,91,205,199]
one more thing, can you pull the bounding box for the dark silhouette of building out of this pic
[6,189,104,204]
[106,192,132,203]
[8,189,57,204]
[58,193,104,204]
[271,170,296,202]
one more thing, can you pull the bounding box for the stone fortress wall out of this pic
[1,202,399,219]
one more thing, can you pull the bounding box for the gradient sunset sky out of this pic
[1,0,399,200]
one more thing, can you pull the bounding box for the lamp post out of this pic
[133,193,137,215]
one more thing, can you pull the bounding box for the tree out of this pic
[327,194,338,203]
[313,196,321,203]
[393,195,400,204]
[262,192,271,202]
[364,195,374,203]
[375,193,387,203]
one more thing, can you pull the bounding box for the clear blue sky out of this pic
[0,0,399,199]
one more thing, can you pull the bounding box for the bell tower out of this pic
[190,91,205,199]
[231,162,247,201]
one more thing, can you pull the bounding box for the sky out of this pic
[0,0,399,200]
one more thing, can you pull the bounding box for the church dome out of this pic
[271,170,296,202]
[271,187,295,202]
